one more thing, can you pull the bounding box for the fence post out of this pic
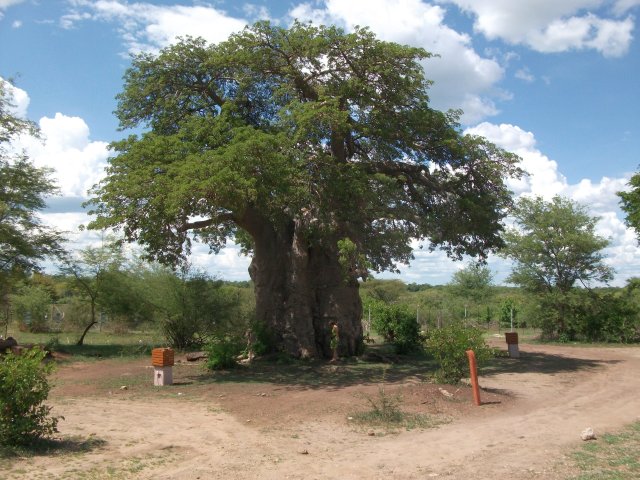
[466,349,481,406]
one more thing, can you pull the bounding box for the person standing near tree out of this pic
[330,322,339,361]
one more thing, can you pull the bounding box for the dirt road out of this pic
[6,342,640,479]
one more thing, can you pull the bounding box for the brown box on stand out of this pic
[152,348,174,367]
[504,332,519,345]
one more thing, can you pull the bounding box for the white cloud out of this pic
[614,0,640,14]
[0,0,25,6]
[289,0,505,123]
[585,16,635,57]
[15,113,109,198]
[0,0,25,15]
[1,79,29,118]
[62,1,247,54]
[443,0,636,57]
[466,122,567,199]
[515,68,535,83]
[41,211,91,239]
[242,3,273,21]
[189,242,251,281]
[566,176,629,213]
[3,81,108,199]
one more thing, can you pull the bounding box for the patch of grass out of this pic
[350,384,448,433]
[59,342,155,360]
[567,421,640,479]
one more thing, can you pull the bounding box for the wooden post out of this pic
[466,349,481,406]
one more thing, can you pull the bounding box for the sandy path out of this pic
[6,343,640,480]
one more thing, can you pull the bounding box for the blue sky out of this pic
[2,0,640,285]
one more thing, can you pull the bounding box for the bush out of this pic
[0,348,60,445]
[10,284,52,333]
[534,289,640,342]
[205,336,244,370]
[425,323,492,384]
[247,319,275,357]
[368,301,422,354]
[350,383,447,432]
[148,271,252,349]
[570,291,639,343]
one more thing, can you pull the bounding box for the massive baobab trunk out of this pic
[244,211,363,359]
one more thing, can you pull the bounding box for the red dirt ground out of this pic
[4,340,640,479]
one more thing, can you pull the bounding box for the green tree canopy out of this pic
[501,196,613,293]
[618,173,640,240]
[448,261,493,304]
[87,22,521,358]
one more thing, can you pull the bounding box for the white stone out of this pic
[581,427,596,441]
[439,388,454,398]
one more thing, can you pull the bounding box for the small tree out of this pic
[449,262,493,304]
[425,322,492,384]
[0,348,60,445]
[499,298,519,331]
[141,265,247,349]
[60,240,127,345]
[500,196,613,338]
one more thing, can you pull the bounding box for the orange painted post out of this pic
[466,349,481,406]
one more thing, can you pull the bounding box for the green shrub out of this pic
[368,301,422,354]
[571,291,640,343]
[44,336,61,353]
[534,289,640,342]
[353,385,404,426]
[351,384,448,431]
[0,348,60,445]
[10,284,52,333]
[425,323,492,384]
[205,336,244,370]
[247,319,274,357]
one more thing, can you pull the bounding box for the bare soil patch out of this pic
[3,342,640,479]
